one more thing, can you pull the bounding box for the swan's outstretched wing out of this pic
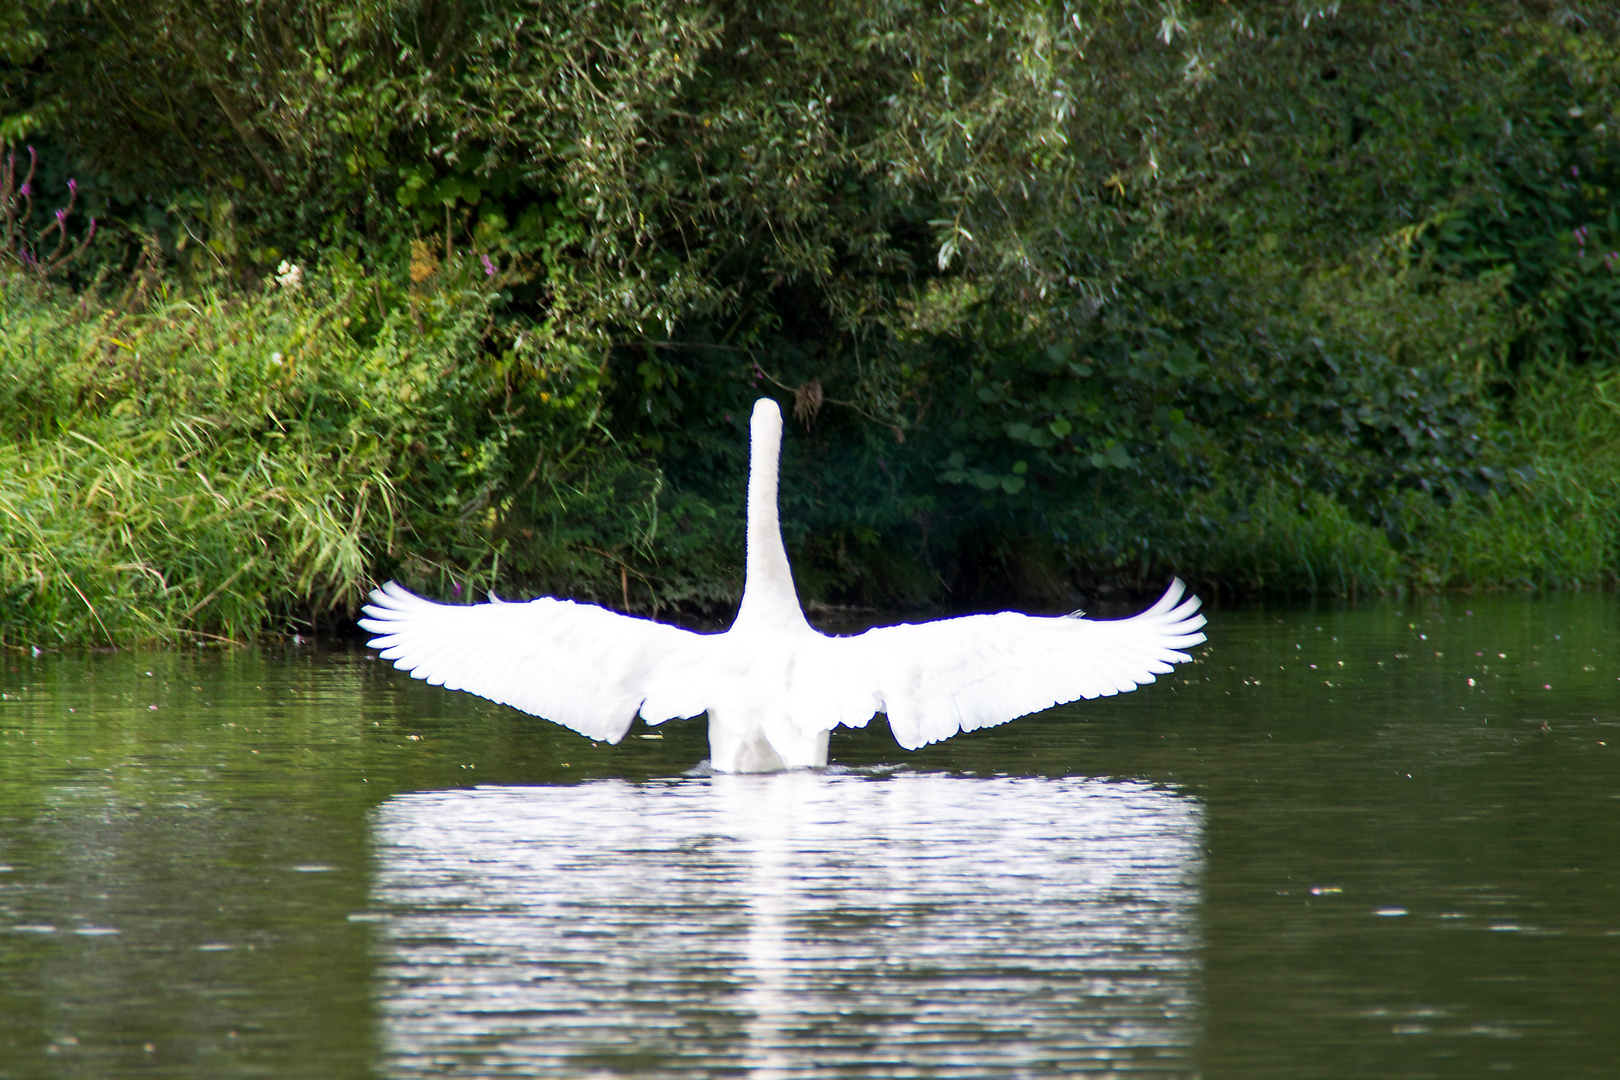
[833,579,1207,750]
[360,582,709,743]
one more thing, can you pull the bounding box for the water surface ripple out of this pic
[2,592,1619,1078]
[371,775,1203,1077]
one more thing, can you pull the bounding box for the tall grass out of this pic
[0,275,410,644]
[0,426,397,644]
[1414,370,1620,590]
[1169,368,1620,597]
[6,263,1619,647]
[0,262,689,647]
[1177,484,1406,599]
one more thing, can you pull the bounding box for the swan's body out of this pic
[361,399,1207,772]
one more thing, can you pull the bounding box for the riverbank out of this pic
[8,2,1620,645]
[4,269,1618,649]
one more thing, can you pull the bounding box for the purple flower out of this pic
[18,183,29,196]
[1572,165,1580,177]
[55,208,65,222]
[67,178,76,191]
[480,254,496,277]
[452,581,463,597]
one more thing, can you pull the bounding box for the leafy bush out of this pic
[0,257,738,645]
[5,1,1620,646]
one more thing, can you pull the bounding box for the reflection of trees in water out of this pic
[372,774,1205,1077]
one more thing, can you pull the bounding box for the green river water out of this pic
[1,591,1617,1078]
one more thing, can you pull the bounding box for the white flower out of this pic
[276,260,303,291]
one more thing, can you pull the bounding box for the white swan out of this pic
[360,398,1207,772]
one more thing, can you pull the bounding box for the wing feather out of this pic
[834,579,1207,750]
[360,582,708,743]
[755,631,882,735]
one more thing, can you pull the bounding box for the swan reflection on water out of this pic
[369,772,1204,1077]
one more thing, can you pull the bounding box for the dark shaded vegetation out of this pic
[5,0,1620,645]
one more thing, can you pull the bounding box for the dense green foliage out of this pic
[5,0,1620,644]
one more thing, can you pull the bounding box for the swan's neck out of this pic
[735,403,808,630]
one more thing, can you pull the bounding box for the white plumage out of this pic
[361,398,1207,772]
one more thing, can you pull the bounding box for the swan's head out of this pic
[750,398,782,445]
